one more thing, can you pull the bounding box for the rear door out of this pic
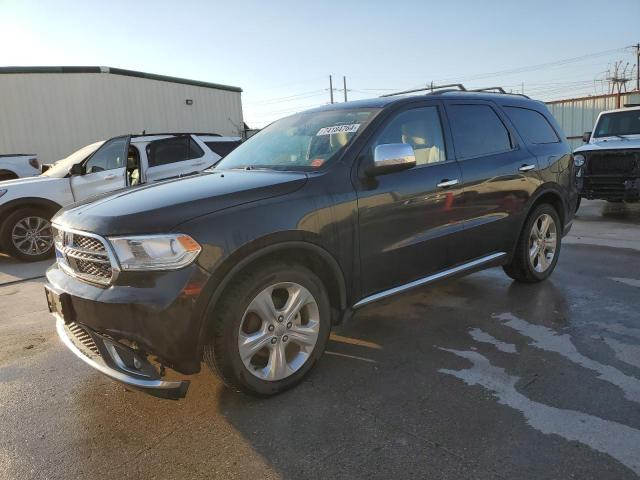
[354,102,465,297]
[445,101,539,263]
[144,135,209,182]
[70,136,129,202]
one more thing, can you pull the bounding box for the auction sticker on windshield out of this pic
[316,124,361,136]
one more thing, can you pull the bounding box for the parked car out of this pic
[574,106,640,206]
[0,133,241,261]
[44,89,576,399]
[0,154,40,180]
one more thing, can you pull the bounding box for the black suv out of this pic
[45,89,576,398]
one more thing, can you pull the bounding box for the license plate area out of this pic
[44,285,75,323]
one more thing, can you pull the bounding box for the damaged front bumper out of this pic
[55,315,190,400]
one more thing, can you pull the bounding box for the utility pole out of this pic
[343,76,348,102]
[329,75,334,104]
[635,43,640,92]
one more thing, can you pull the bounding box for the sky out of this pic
[1,0,638,128]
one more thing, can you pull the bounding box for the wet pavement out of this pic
[1,200,639,479]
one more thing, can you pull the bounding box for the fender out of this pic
[194,239,348,359]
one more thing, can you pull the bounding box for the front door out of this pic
[355,104,465,297]
[70,136,129,202]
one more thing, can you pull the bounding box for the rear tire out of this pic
[0,208,55,262]
[203,261,331,396]
[503,204,561,283]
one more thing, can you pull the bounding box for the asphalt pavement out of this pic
[1,200,639,479]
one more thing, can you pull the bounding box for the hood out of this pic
[575,135,640,153]
[54,170,308,235]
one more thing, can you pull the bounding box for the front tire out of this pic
[503,204,561,283]
[204,261,331,396]
[0,208,55,262]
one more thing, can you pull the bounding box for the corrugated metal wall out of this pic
[546,92,640,149]
[0,72,243,163]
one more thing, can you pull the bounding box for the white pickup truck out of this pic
[574,106,640,208]
[0,154,40,180]
[0,133,241,261]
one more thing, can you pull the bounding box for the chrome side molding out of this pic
[352,252,507,309]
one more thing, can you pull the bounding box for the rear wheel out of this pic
[503,204,561,283]
[204,261,331,396]
[0,208,55,262]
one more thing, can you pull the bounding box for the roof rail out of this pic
[380,83,530,99]
[131,132,222,138]
[380,83,466,97]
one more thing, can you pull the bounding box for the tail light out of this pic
[28,157,39,169]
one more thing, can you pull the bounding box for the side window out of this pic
[84,137,127,174]
[147,137,204,167]
[205,140,242,158]
[448,105,513,159]
[373,107,446,165]
[504,106,559,144]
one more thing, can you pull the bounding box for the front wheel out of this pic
[204,262,331,396]
[503,204,561,283]
[0,208,55,262]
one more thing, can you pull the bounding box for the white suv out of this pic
[0,133,241,261]
[0,154,40,180]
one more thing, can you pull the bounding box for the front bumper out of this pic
[577,175,640,201]
[55,315,189,399]
[45,260,212,376]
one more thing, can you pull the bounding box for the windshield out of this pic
[215,108,379,171]
[593,110,640,138]
[42,141,105,178]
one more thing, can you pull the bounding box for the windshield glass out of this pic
[215,108,379,171]
[594,110,640,138]
[42,141,105,178]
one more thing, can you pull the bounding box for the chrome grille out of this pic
[54,227,115,285]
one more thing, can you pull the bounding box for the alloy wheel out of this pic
[238,282,320,381]
[11,216,53,256]
[528,213,557,273]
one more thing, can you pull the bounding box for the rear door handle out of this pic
[519,164,536,172]
[192,161,206,166]
[437,179,459,188]
[102,174,117,180]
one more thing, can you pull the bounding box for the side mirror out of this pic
[367,143,416,176]
[68,163,84,176]
[582,131,592,143]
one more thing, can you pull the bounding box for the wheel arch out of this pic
[0,169,18,180]
[0,197,63,230]
[196,238,348,357]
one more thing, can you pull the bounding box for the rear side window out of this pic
[147,137,204,167]
[205,141,242,158]
[448,105,512,159]
[504,106,559,144]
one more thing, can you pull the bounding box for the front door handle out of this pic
[102,174,117,180]
[436,179,459,188]
[519,164,536,172]
[192,161,206,166]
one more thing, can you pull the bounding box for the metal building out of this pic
[0,66,243,163]
[546,91,640,149]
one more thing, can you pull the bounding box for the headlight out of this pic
[0,189,7,198]
[108,234,201,271]
[574,154,585,167]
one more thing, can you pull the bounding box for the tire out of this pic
[203,261,331,396]
[503,204,562,283]
[0,208,55,262]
